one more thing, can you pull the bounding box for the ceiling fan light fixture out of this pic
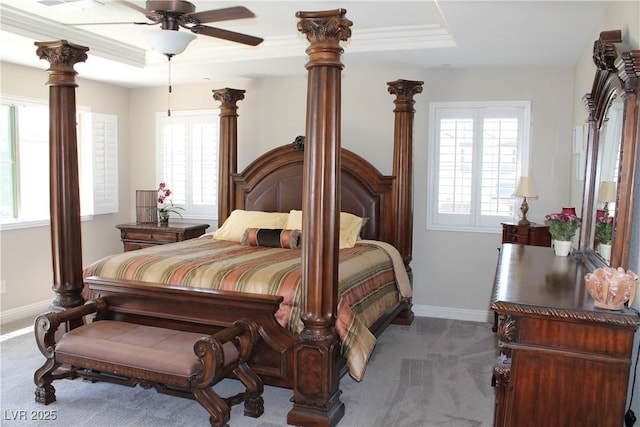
[147,29,197,56]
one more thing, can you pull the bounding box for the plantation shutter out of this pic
[92,113,118,215]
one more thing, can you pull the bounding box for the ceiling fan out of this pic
[107,0,264,54]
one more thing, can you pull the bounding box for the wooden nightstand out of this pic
[501,222,551,247]
[116,222,210,252]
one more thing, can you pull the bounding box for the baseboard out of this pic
[413,304,493,323]
[0,299,52,325]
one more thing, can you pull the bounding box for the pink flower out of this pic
[155,182,185,218]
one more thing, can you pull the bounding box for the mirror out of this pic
[593,96,623,263]
[579,30,640,270]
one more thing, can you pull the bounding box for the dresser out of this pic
[490,244,639,427]
[116,222,209,252]
[501,222,550,247]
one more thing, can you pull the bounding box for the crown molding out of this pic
[0,3,146,68]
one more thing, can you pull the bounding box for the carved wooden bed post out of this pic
[387,79,422,326]
[35,40,88,313]
[387,79,423,266]
[212,88,245,228]
[287,9,352,427]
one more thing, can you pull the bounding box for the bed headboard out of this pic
[231,137,394,241]
[213,80,423,266]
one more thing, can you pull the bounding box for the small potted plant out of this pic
[595,216,614,261]
[544,211,582,256]
[156,182,184,225]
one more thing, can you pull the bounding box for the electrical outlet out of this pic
[0,280,6,293]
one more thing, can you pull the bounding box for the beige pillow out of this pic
[213,210,290,242]
[285,209,364,249]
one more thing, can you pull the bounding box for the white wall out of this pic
[412,66,574,320]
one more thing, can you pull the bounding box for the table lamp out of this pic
[512,177,538,225]
[597,181,617,218]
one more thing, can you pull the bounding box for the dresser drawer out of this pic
[503,224,528,236]
[123,230,178,243]
[503,233,528,244]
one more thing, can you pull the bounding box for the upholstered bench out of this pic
[34,299,264,427]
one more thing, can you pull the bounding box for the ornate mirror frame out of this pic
[580,30,640,270]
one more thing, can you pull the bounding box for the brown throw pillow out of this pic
[242,228,302,249]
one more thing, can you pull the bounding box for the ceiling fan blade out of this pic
[191,25,263,46]
[70,21,154,26]
[188,6,255,24]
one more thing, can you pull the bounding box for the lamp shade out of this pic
[512,176,538,198]
[147,29,197,55]
[597,181,617,203]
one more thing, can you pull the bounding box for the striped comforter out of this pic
[83,236,411,380]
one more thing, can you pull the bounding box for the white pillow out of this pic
[213,210,290,242]
[285,209,364,249]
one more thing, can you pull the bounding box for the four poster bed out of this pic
[35,9,422,426]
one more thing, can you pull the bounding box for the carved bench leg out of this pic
[34,384,56,405]
[193,386,231,427]
[233,362,264,418]
[34,358,59,405]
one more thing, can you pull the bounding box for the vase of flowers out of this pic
[544,211,582,256]
[595,216,613,261]
[156,182,184,225]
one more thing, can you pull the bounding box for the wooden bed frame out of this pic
[36,9,422,426]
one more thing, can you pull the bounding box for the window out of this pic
[0,96,118,228]
[427,101,531,232]
[156,110,218,220]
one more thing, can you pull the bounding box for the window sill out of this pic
[0,215,94,231]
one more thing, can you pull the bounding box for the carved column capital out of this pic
[35,40,88,87]
[296,9,352,69]
[212,88,246,111]
[387,79,424,111]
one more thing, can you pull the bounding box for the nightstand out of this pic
[501,222,551,247]
[116,222,210,252]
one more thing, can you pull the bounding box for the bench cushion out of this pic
[56,321,239,378]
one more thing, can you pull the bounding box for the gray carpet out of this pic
[0,317,496,426]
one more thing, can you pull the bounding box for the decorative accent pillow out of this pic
[285,210,365,249]
[242,228,302,249]
[212,210,290,242]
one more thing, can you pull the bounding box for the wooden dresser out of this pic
[490,244,639,427]
[116,222,209,252]
[501,222,551,247]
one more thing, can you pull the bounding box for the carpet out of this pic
[0,317,496,426]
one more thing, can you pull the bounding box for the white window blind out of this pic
[91,113,119,215]
[156,110,218,219]
[427,101,530,232]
